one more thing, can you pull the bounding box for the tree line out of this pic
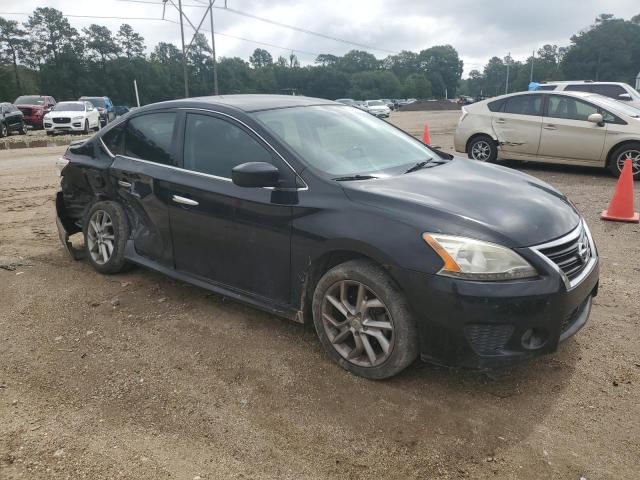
[0,8,639,107]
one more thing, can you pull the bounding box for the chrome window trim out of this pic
[99,107,308,191]
[530,219,597,291]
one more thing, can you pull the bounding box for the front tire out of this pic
[609,143,640,180]
[83,201,130,274]
[0,122,7,138]
[468,135,497,163]
[83,119,89,134]
[18,121,26,135]
[312,259,419,379]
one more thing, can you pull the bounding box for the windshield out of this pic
[15,96,45,105]
[591,95,640,118]
[82,97,106,108]
[367,101,384,106]
[253,105,434,177]
[53,102,84,112]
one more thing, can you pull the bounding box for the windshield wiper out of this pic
[332,174,378,181]
[404,158,447,174]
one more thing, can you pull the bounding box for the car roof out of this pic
[140,94,337,113]
[485,90,598,101]
[543,81,626,86]
[59,101,85,104]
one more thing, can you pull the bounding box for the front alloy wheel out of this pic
[322,280,394,367]
[616,149,640,177]
[312,259,419,379]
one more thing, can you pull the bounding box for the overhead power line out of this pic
[112,0,400,54]
[0,11,320,57]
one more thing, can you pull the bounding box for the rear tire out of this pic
[608,143,640,180]
[83,201,130,274]
[312,259,419,379]
[468,135,498,163]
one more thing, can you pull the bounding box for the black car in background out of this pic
[55,95,599,379]
[114,105,130,117]
[79,96,116,126]
[0,102,26,137]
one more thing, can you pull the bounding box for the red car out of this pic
[14,95,57,129]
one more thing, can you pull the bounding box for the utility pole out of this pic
[529,50,535,83]
[178,0,189,98]
[505,52,511,94]
[209,0,219,95]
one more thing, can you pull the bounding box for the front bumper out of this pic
[22,115,44,128]
[44,121,86,132]
[393,249,599,369]
[370,110,390,117]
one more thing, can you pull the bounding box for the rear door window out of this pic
[503,95,543,116]
[183,113,273,178]
[124,112,177,165]
[565,84,592,93]
[591,84,627,100]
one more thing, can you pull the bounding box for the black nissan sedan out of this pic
[55,95,599,379]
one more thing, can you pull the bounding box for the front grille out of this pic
[537,224,592,282]
[17,107,32,115]
[53,117,70,123]
[464,324,514,355]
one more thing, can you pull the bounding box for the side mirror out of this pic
[232,162,280,188]
[618,93,632,101]
[587,113,604,126]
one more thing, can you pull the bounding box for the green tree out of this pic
[338,50,379,73]
[83,24,120,67]
[402,73,431,99]
[24,7,79,65]
[0,18,27,91]
[116,24,145,59]
[418,45,463,97]
[348,70,401,99]
[315,54,339,66]
[249,48,273,68]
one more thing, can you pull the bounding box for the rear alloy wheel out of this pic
[609,144,640,180]
[83,201,130,274]
[468,135,497,163]
[312,259,418,379]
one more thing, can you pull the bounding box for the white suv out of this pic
[536,81,640,109]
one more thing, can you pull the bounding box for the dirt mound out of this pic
[399,100,461,111]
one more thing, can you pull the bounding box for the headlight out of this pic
[422,233,537,281]
[72,116,84,120]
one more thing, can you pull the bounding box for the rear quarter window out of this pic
[487,99,505,112]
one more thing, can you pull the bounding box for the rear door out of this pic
[538,95,606,162]
[491,94,544,156]
[166,111,295,304]
[106,111,179,267]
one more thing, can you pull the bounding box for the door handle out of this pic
[543,124,557,130]
[495,118,506,124]
[118,180,132,188]
[172,195,199,206]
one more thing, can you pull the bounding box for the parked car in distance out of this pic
[353,100,367,111]
[55,95,598,379]
[379,99,395,110]
[0,102,26,137]
[455,90,640,179]
[535,81,640,109]
[14,95,56,129]
[44,101,101,135]
[114,105,130,117]
[79,96,115,126]
[364,100,391,118]
[335,98,356,106]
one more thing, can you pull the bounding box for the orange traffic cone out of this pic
[422,122,431,145]
[601,159,639,223]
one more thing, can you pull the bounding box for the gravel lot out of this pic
[1,111,639,479]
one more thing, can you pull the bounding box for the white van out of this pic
[536,81,640,109]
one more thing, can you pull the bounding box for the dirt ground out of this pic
[1,111,639,479]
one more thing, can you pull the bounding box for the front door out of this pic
[491,94,543,156]
[538,95,607,162]
[167,111,295,304]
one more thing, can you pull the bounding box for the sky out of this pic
[1,0,638,76]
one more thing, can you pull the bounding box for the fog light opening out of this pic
[521,328,547,350]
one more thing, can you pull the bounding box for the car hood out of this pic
[368,106,388,110]
[47,110,87,117]
[16,104,44,109]
[341,157,580,247]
